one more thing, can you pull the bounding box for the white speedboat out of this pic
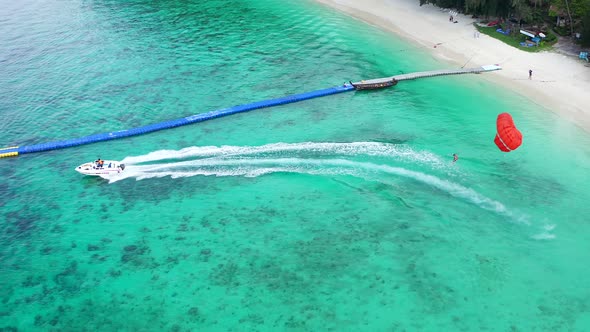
[75,160,125,176]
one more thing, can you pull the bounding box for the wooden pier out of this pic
[352,64,501,86]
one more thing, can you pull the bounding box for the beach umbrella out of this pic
[494,113,523,152]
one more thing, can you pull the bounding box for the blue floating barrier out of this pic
[11,85,352,156]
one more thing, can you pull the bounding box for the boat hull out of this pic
[350,79,398,90]
[75,160,125,176]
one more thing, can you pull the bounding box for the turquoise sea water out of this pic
[2,0,590,330]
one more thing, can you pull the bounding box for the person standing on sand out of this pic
[529,69,533,79]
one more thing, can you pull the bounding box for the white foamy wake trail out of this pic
[110,153,517,218]
[531,224,556,240]
[120,142,447,168]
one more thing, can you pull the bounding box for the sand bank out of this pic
[315,0,590,131]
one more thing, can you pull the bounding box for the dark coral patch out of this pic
[53,261,83,294]
[120,243,154,268]
[22,275,47,288]
[5,209,42,238]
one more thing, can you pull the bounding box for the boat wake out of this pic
[531,224,556,240]
[120,142,447,167]
[107,142,528,222]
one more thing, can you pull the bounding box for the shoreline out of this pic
[314,0,590,132]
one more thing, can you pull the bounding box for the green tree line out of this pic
[419,0,590,46]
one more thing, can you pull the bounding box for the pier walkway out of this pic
[352,64,501,85]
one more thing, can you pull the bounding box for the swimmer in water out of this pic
[453,153,458,162]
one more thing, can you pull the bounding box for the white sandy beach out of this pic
[315,0,590,131]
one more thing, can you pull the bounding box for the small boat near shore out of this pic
[75,160,125,176]
[350,78,398,90]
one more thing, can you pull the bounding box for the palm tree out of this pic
[563,0,574,35]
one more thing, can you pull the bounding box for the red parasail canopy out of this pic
[494,113,523,152]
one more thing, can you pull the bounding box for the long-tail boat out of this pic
[350,78,398,90]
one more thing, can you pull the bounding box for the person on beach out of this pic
[453,154,458,162]
[529,69,533,79]
[449,15,453,22]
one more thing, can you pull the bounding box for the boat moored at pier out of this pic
[350,78,398,90]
